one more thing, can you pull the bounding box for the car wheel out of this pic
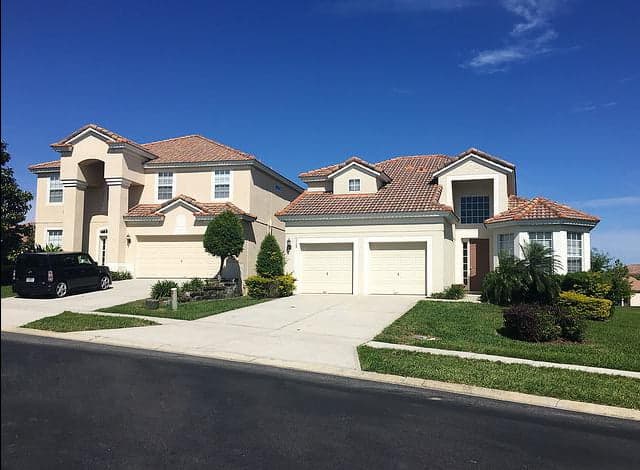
[99,275,110,290]
[55,281,68,298]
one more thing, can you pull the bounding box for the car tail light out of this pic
[47,270,54,282]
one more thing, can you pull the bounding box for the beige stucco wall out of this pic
[284,219,450,295]
[333,167,379,194]
[34,175,64,246]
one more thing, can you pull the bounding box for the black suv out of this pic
[13,252,112,298]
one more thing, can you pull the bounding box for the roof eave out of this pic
[277,210,456,223]
[484,218,599,228]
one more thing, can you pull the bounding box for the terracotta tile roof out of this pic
[627,264,640,276]
[484,195,600,224]
[125,194,255,220]
[454,147,516,170]
[50,123,154,156]
[628,276,640,292]
[141,135,255,165]
[299,156,389,180]
[277,155,455,217]
[28,160,61,170]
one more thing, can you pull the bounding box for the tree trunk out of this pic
[216,255,226,280]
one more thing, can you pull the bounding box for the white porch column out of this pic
[105,178,132,271]
[61,180,86,251]
[583,232,591,271]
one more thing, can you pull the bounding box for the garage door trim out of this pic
[293,237,359,294]
[363,236,432,296]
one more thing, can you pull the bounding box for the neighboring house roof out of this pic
[141,135,255,165]
[627,264,640,276]
[28,160,61,171]
[628,276,640,293]
[484,195,599,224]
[124,194,256,220]
[277,155,455,217]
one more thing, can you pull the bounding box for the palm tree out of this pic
[481,253,526,305]
[520,242,561,304]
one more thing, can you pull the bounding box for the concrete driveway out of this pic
[0,279,156,330]
[2,293,419,370]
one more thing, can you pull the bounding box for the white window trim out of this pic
[155,172,176,202]
[348,178,361,192]
[46,227,64,247]
[47,174,64,205]
[211,169,232,201]
[496,232,516,258]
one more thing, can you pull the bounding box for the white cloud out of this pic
[572,101,617,113]
[571,196,640,209]
[464,0,568,72]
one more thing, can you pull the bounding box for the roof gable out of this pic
[485,195,599,225]
[432,148,515,178]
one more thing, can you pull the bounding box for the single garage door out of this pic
[368,242,426,295]
[135,235,218,278]
[298,243,353,294]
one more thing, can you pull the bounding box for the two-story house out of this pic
[29,124,302,278]
[276,149,599,295]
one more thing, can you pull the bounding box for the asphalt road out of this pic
[2,333,639,470]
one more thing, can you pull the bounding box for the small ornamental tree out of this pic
[256,234,284,278]
[203,210,244,279]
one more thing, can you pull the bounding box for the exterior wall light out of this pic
[286,239,292,254]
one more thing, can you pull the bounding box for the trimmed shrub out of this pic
[276,274,296,297]
[502,304,561,342]
[150,280,179,300]
[558,291,613,321]
[557,311,586,342]
[256,234,285,278]
[431,284,466,300]
[561,271,611,299]
[203,211,244,279]
[111,270,132,281]
[246,274,296,298]
[181,277,205,292]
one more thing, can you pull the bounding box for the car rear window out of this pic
[15,254,50,268]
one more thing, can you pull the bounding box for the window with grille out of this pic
[348,179,361,192]
[49,174,63,203]
[47,229,63,247]
[213,170,230,199]
[528,231,553,250]
[498,233,515,257]
[567,232,583,273]
[157,172,173,200]
[460,196,490,224]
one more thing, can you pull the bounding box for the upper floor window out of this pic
[157,172,173,200]
[213,170,230,199]
[498,233,515,257]
[528,231,553,251]
[48,174,63,203]
[47,229,63,247]
[567,232,583,273]
[348,179,361,192]
[460,196,489,224]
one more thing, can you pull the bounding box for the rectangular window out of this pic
[213,170,230,199]
[567,232,583,273]
[49,174,63,203]
[460,196,490,224]
[348,179,361,192]
[462,241,469,287]
[47,229,63,247]
[528,231,553,250]
[498,233,515,257]
[157,172,173,200]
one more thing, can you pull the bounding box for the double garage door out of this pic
[297,241,426,295]
[135,235,218,278]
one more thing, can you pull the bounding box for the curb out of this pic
[365,341,640,379]
[4,327,640,422]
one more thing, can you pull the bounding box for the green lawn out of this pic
[358,346,640,410]
[22,311,158,332]
[97,296,270,320]
[374,301,640,371]
[1,285,15,298]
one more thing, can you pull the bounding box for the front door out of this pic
[469,239,490,291]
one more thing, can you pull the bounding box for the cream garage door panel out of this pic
[135,235,218,278]
[298,243,353,294]
[368,242,426,295]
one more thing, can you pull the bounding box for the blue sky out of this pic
[2,0,639,262]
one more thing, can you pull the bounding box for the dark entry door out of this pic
[469,239,490,291]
